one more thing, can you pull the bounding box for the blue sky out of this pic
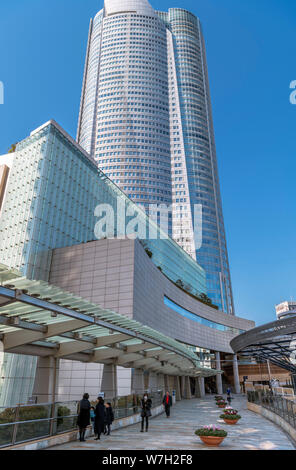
[0,0,295,326]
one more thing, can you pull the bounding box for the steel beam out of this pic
[126,342,154,354]
[3,319,89,350]
[91,348,123,362]
[55,340,96,358]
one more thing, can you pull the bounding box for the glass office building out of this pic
[77,0,235,313]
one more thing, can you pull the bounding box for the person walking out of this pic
[94,397,105,440]
[140,393,152,432]
[162,391,173,418]
[226,386,232,405]
[77,393,91,442]
[104,402,114,436]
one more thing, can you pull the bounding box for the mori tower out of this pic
[77,0,235,314]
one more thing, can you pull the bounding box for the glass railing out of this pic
[0,390,163,448]
[247,390,296,429]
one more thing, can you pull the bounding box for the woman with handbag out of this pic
[77,393,91,442]
[140,393,152,433]
[94,396,105,440]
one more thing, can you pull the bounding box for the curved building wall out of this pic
[50,239,254,355]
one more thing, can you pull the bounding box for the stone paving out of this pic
[49,395,295,451]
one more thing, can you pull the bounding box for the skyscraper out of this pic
[77,0,235,314]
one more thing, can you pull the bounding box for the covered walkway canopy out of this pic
[231,316,296,374]
[0,264,218,378]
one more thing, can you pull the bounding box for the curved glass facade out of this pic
[164,8,234,313]
[77,1,235,314]
[78,9,172,216]
[164,296,244,335]
[0,121,206,295]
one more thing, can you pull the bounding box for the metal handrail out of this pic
[0,414,78,427]
[0,392,163,448]
[247,390,296,430]
[0,405,156,428]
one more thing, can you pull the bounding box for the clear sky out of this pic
[0,0,295,326]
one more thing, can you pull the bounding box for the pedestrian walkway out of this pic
[49,395,295,450]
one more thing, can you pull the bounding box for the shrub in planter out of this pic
[220,407,241,425]
[215,396,223,401]
[216,400,227,408]
[195,425,227,447]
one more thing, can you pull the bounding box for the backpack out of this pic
[80,399,90,411]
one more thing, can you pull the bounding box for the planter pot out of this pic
[218,404,226,408]
[199,435,225,447]
[223,418,240,425]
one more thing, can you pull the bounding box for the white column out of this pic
[0,340,3,366]
[195,378,201,398]
[180,376,185,398]
[233,354,241,394]
[0,341,4,387]
[32,357,60,403]
[101,364,118,399]
[215,352,223,394]
[156,373,165,393]
[148,371,158,392]
[184,376,192,399]
[198,377,205,397]
[174,376,181,401]
[164,374,169,392]
[131,368,145,394]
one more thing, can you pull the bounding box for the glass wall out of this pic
[165,8,234,313]
[164,296,245,335]
[0,121,206,294]
[0,354,37,407]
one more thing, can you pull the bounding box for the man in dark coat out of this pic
[77,393,91,442]
[140,394,152,432]
[94,397,105,440]
[162,391,173,418]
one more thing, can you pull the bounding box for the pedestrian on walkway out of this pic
[104,402,114,435]
[77,393,91,442]
[226,386,232,405]
[162,391,173,418]
[140,393,152,432]
[94,397,105,440]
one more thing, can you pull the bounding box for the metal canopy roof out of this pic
[231,316,296,374]
[0,264,218,377]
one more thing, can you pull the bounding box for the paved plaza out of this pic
[49,395,295,451]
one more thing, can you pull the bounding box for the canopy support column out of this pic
[233,354,241,394]
[101,364,118,400]
[215,352,223,394]
[198,377,205,397]
[32,357,59,404]
[131,368,145,395]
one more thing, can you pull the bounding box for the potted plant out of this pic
[195,425,227,447]
[214,395,223,401]
[220,407,241,425]
[216,399,227,408]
